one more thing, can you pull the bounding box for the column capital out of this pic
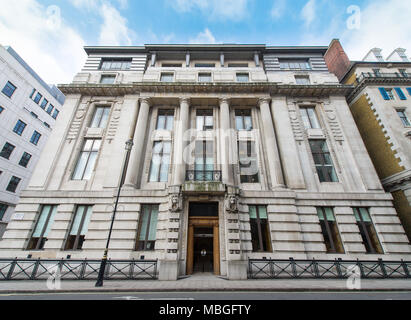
[219,97,231,106]
[258,97,271,106]
[179,97,191,105]
[139,97,152,106]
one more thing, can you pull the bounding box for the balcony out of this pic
[183,170,225,195]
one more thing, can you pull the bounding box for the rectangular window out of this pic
[399,69,408,77]
[236,73,249,82]
[33,92,43,104]
[300,107,320,129]
[279,59,311,70]
[397,110,411,126]
[46,104,54,115]
[156,109,174,131]
[90,106,111,129]
[0,203,8,221]
[239,141,259,183]
[6,176,21,193]
[195,63,215,68]
[27,205,57,250]
[30,131,42,145]
[43,122,50,128]
[295,75,311,85]
[100,75,116,84]
[2,81,17,98]
[30,112,38,119]
[317,207,344,253]
[309,140,338,182]
[65,206,93,251]
[162,63,182,68]
[40,98,48,109]
[395,88,407,100]
[373,69,381,77]
[29,88,36,99]
[149,141,171,182]
[0,106,4,113]
[52,109,59,120]
[136,205,159,251]
[19,152,32,168]
[72,139,101,180]
[160,73,174,82]
[13,120,27,136]
[353,208,383,254]
[235,109,253,131]
[196,109,214,131]
[0,142,16,160]
[194,140,214,181]
[249,206,271,252]
[228,63,249,68]
[198,73,212,83]
[100,59,132,71]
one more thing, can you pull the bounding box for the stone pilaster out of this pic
[219,98,234,186]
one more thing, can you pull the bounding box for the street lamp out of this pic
[95,138,134,287]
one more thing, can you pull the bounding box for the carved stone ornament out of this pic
[168,186,183,212]
[225,193,239,214]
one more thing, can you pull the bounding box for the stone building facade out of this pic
[326,40,411,242]
[0,45,65,239]
[0,44,410,280]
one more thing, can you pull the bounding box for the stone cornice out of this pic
[58,82,354,98]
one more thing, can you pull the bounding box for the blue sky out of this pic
[0,0,410,84]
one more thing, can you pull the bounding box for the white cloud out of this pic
[0,0,86,84]
[170,0,250,21]
[189,29,217,44]
[271,0,287,19]
[301,0,316,27]
[341,0,411,60]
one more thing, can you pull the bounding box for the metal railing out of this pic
[0,258,158,281]
[248,258,411,279]
[186,170,222,182]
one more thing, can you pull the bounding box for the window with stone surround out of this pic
[156,109,174,131]
[160,73,174,82]
[0,142,16,160]
[148,141,171,182]
[300,107,320,129]
[136,205,159,251]
[309,140,338,182]
[238,141,259,183]
[72,139,101,180]
[2,81,17,98]
[317,207,344,253]
[27,205,57,250]
[235,109,252,131]
[65,206,93,251]
[6,176,21,193]
[353,208,383,254]
[0,203,8,221]
[91,106,111,129]
[249,205,272,252]
[396,109,411,127]
[196,109,213,131]
[194,140,214,181]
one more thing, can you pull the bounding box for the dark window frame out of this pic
[2,81,17,98]
[0,203,8,221]
[353,207,384,254]
[156,109,174,131]
[0,142,16,160]
[309,140,339,182]
[13,120,27,136]
[196,109,214,131]
[30,131,42,145]
[27,205,57,250]
[64,205,92,251]
[148,141,171,183]
[235,109,253,131]
[317,207,345,254]
[249,205,272,252]
[135,205,159,251]
[6,176,21,193]
[194,140,214,181]
[19,152,32,168]
[99,58,132,71]
[397,109,411,127]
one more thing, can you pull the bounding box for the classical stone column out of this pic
[173,97,190,186]
[259,98,285,189]
[220,98,234,186]
[123,97,150,189]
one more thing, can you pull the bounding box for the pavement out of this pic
[0,273,411,294]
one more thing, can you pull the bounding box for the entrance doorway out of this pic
[186,203,220,275]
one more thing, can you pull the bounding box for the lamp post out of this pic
[95,139,134,287]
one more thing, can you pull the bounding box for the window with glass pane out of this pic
[72,139,101,180]
[30,131,41,145]
[353,208,383,254]
[46,104,54,115]
[397,110,410,126]
[249,206,271,252]
[295,76,311,85]
[160,73,174,82]
[91,107,111,128]
[198,73,212,82]
[236,73,249,82]
[385,88,395,100]
[52,109,59,120]
[0,142,15,159]
[0,203,8,221]
[399,69,408,77]
[29,88,36,99]
[156,110,174,131]
[2,81,17,98]
[40,98,48,109]
[195,63,215,68]
[0,106,4,114]
[33,92,42,104]
[6,176,21,193]
[280,60,311,70]
[235,109,252,131]
[100,59,132,70]
[317,207,344,253]
[136,205,159,251]
[13,120,27,136]
[300,107,320,129]
[196,109,213,131]
[19,152,32,168]
[149,141,171,182]
[239,141,259,183]
[309,140,338,182]
[65,206,93,250]
[195,140,214,181]
[100,75,116,84]
[27,205,57,250]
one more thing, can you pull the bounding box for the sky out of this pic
[0,0,410,85]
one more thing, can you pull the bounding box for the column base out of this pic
[158,260,179,281]
[226,260,248,280]
[122,184,137,190]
